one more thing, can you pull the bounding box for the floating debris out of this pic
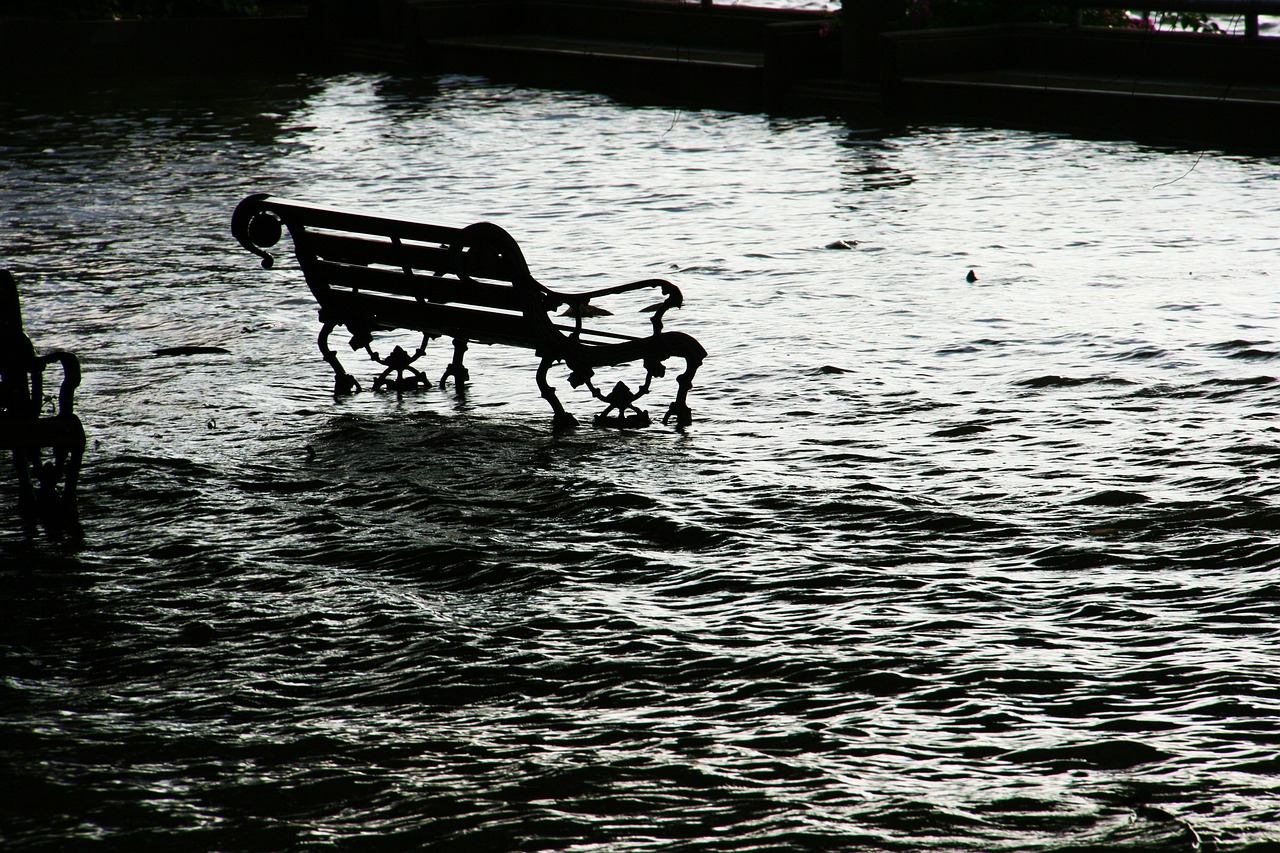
[153,346,231,357]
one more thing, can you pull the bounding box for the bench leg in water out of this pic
[537,356,579,431]
[439,338,470,390]
[662,353,703,429]
[318,322,362,397]
[10,451,37,521]
[9,425,84,530]
[37,443,82,527]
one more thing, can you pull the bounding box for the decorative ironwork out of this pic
[369,336,433,396]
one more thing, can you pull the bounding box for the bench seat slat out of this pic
[279,202,464,247]
[302,230,523,284]
[304,231,457,274]
[327,290,533,348]
[327,289,643,349]
[313,260,526,313]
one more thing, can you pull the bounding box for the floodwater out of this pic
[2,71,1279,851]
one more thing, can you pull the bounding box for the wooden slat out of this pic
[326,290,537,349]
[300,230,525,286]
[313,260,527,313]
[324,290,642,350]
[305,232,456,273]
[278,202,463,247]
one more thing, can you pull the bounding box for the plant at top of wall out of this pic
[880,0,1223,31]
[1151,9,1223,32]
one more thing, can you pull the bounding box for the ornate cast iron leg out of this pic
[318,322,361,397]
[36,454,61,521]
[62,437,83,525]
[11,450,36,522]
[440,338,470,390]
[536,356,578,431]
[662,352,704,429]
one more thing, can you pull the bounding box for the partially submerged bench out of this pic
[1,270,85,525]
[231,194,706,430]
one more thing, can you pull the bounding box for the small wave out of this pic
[1110,346,1168,361]
[1073,490,1151,507]
[1018,375,1135,389]
[1002,739,1170,770]
[1206,338,1272,353]
[932,423,991,437]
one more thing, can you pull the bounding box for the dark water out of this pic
[3,71,1279,851]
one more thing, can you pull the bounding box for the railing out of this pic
[1048,0,1280,36]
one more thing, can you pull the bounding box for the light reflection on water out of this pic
[2,71,1279,850]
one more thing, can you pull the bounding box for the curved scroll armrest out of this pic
[35,350,82,415]
[545,278,684,335]
[231,193,283,269]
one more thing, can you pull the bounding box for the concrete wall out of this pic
[405,0,826,50]
[0,13,317,76]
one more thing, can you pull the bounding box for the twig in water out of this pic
[1153,149,1207,188]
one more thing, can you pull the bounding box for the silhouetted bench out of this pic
[1,270,85,525]
[231,194,706,430]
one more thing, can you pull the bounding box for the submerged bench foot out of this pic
[552,411,580,431]
[333,372,361,397]
[538,356,580,431]
[439,338,470,390]
[8,418,84,530]
[663,401,693,429]
[11,453,37,522]
[319,322,362,397]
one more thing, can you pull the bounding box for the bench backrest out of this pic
[232,194,565,349]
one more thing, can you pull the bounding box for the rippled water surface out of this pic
[3,71,1279,851]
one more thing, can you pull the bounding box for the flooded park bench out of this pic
[1,270,85,525]
[231,194,706,430]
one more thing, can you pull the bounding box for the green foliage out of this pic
[866,0,1224,32]
[1152,9,1222,32]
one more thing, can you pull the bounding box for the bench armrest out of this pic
[33,350,82,416]
[546,278,684,336]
